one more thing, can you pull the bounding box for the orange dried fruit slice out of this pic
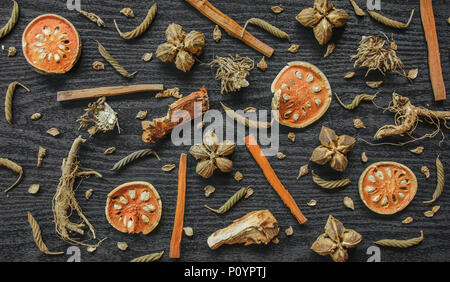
[358,162,417,215]
[22,14,81,74]
[271,61,332,128]
[106,181,162,235]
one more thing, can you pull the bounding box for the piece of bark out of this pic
[142,86,209,143]
[207,210,279,250]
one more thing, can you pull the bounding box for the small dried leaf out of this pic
[104,147,116,155]
[288,132,296,142]
[46,128,60,137]
[353,118,366,129]
[424,210,435,218]
[271,6,284,14]
[213,25,222,43]
[343,196,355,210]
[323,42,335,58]
[257,56,268,71]
[410,146,424,155]
[297,164,309,180]
[85,189,93,200]
[136,110,148,120]
[407,68,418,80]
[344,72,355,79]
[288,44,300,53]
[234,171,243,182]
[402,217,413,224]
[162,164,176,172]
[285,226,294,236]
[28,184,40,194]
[183,226,194,237]
[31,113,42,120]
[272,237,280,244]
[361,152,368,163]
[276,152,286,160]
[120,8,135,18]
[142,52,153,62]
[204,185,216,198]
[245,187,254,199]
[366,81,383,89]
[421,166,430,178]
[7,46,16,57]
[92,61,105,71]
[117,241,128,251]
[432,205,440,214]
[307,199,317,207]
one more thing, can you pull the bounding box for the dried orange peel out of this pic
[271,61,332,128]
[358,162,417,215]
[106,181,162,234]
[22,14,81,74]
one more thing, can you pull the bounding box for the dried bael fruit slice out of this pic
[271,61,332,128]
[22,14,81,74]
[106,181,162,234]
[358,162,417,215]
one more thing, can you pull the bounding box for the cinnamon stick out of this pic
[244,135,307,224]
[169,153,187,258]
[420,0,446,101]
[185,0,274,57]
[57,84,164,102]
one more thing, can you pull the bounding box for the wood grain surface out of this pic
[0,0,449,262]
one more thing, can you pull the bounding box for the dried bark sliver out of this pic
[271,62,332,128]
[106,181,162,234]
[22,14,81,74]
[358,162,417,215]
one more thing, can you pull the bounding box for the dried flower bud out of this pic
[184,30,205,56]
[175,50,195,72]
[166,23,186,45]
[156,42,178,63]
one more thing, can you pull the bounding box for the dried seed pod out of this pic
[46,128,60,137]
[174,49,195,72]
[183,227,194,237]
[166,23,186,44]
[204,185,215,198]
[402,217,413,224]
[213,25,221,42]
[234,171,243,182]
[421,166,430,178]
[353,118,366,129]
[297,164,309,180]
[136,110,148,120]
[120,8,135,18]
[288,44,300,53]
[104,147,116,155]
[156,42,178,63]
[37,146,46,167]
[410,146,424,155]
[28,184,40,194]
[184,30,205,56]
[343,196,355,210]
[30,113,42,120]
[92,61,105,71]
[257,56,268,71]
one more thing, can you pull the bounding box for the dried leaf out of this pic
[120,8,135,18]
[366,81,383,88]
[117,241,128,251]
[307,199,317,207]
[297,164,309,180]
[323,42,335,58]
[213,25,222,42]
[243,107,257,113]
[183,226,194,237]
[410,146,424,155]
[257,56,268,71]
[407,68,418,80]
[28,184,40,194]
[319,126,338,147]
[343,196,354,210]
[344,71,355,79]
[162,164,176,172]
[245,187,254,199]
[288,44,300,53]
[142,53,153,62]
[204,185,216,198]
[402,217,413,224]
[92,61,105,71]
[85,189,93,200]
[104,147,116,155]
[31,113,42,120]
[353,118,366,128]
[424,210,435,218]
[285,226,294,236]
[47,128,60,137]
[276,152,286,160]
[271,6,284,14]
[361,152,368,163]
[421,166,430,178]
[234,171,243,182]
[432,205,440,214]
[288,132,296,142]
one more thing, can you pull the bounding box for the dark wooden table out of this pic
[0,0,449,262]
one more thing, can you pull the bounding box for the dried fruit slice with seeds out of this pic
[271,61,332,128]
[358,162,417,215]
[22,14,81,74]
[105,181,162,235]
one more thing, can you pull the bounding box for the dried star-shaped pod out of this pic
[310,126,355,172]
[189,131,236,178]
[311,215,362,262]
[296,0,349,45]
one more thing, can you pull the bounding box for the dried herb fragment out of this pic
[28,184,40,194]
[410,146,424,155]
[344,72,355,79]
[288,44,300,53]
[120,8,135,18]
[353,118,365,129]
[366,81,383,89]
[142,53,153,62]
[296,0,349,45]
[7,46,16,57]
[311,215,362,262]
[402,217,413,224]
[162,164,176,172]
[77,97,120,136]
[271,6,284,14]
[85,189,93,200]
[421,166,430,178]
[183,227,194,237]
[257,56,268,71]
[0,0,19,40]
[307,199,317,207]
[104,147,116,155]
[277,152,286,160]
[323,42,335,58]
[285,226,294,236]
[190,131,235,178]
[207,55,254,94]
[334,93,377,110]
[27,212,64,255]
[349,0,365,16]
[30,113,42,120]
[111,149,160,171]
[92,61,105,71]
[0,158,23,192]
[234,171,243,182]
[46,128,60,137]
[288,132,296,142]
[213,25,222,42]
[424,206,440,218]
[117,241,128,251]
[79,10,105,27]
[368,9,414,29]
[343,196,354,210]
[114,3,157,39]
[375,231,423,248]
[97,41,136,78]
[423,156,444,204]
[136,110,148,120]
[241,18,290,41]
[297,164,309,180]
[155,88,182,99]
[245,187,254,199]
[37,146,46,167]
[244,107,257,113]
[408,68,418,80]
[361,152,368,163]
[312,171,351,189]
[204,185,215,198]
[310,126,355,172]
[131,251,164,262]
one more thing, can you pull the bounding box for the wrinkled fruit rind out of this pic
[358,161,417,215]
[105,181,162,235]
[22,14,81,74]
[271,61,332,128]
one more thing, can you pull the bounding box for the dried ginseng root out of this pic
[77,97,120,136]
[207,210,279,250]
[358,161,417,215]
[373,93,450,143]
[207,54,254,94]
[22,14,81,74]
[271,61,332,128]
[311,215,362,262]
[142,87,209,143]
[375,230,423,248]
[27,212,64,255]
[52,136,103,247]
[1,158,23,192]
[105,182,162,234]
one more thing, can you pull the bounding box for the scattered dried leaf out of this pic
[213,25,222,43]
[85,189,93,200]
[288,132,296,142]
[28,184,40,194]
[92,61,105,71]
[285,226,294,236]
[162,164,176,172]
[46,128,60,137]
[424,210,435,218]
[142,52,153,62]
[288,44,300,53]
[410,146,424,155]
[344,196,355,210]
[204,185,216,198]
[277,152,286,160]
[155,88,182,99]
[402,217,413,224]
[421,165,430,178]
[31,113,42,120]
[257,56,268,71]
[8,46,16,57]
[407,68,418,80]
[323,42,335,58]
[307,199,317,207]
[297,164,309,180]
[136,110,148,120]
[432,205,440,214]
[183,226,194,237]
[272,237,280,244]
[117,241,128,251]
[104,147,116,155]
[361,152,368,163]
[234,171,243,182]
[120,7,135,18]
[87,246,97,253]
[271,6,284,14]
[353,118,366,129]
[366,81,383,88]
[245,187,254,199]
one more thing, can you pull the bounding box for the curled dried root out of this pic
[372,92,450,145]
